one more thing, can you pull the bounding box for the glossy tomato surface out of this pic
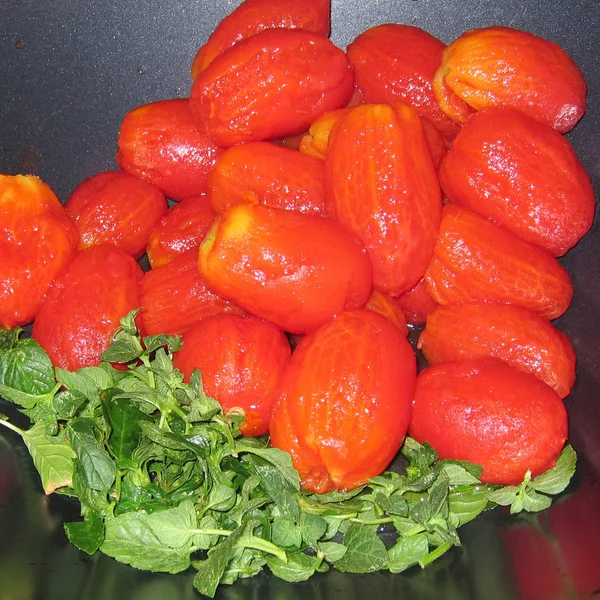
[1,1,599,599]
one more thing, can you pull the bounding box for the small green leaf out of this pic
[66,418,116,491]
[530,445,577,495]
[448,486,491,526]
[334,522,387,573]
[64,511,105,554]
[387,532,429,573]
[0,338,56,396]
[19,421,76,494]
[53,389,87,419]
[0,327,22,353]
[514,489,553,514]
[440,461,483,485]
[271,517,302,548]
[486,486,519,507]
[193,525,247,598]
[319,541,347,562]
[300,513,327,548]
[266,551,318,583]
[143,334,182,354]
[207,484,237,512]
[100,336,141,363]
[238,445,301,490]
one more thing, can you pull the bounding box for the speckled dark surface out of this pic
[1,1,600,598]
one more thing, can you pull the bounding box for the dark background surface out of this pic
[1,1,600,598]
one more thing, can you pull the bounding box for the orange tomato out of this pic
[0,174,79,330]
[270,309,416,493]
[198,203,372,334]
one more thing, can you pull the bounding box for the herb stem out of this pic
[190,528,287,561]
[419,542,453,568]
[350,517,394,525]
[0,417,24,437]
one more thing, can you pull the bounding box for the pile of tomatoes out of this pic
[0,0,594,494]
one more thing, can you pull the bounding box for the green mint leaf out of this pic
[207,484,237,512]
[486,486,519,507]
[0,338,56,396]
[448,486,491,526]
[530,445,577,495]
[193,525,247,598]
[318,541,347,562]
[402,437,439,470]
[0,327,22,353]
[300,513,327,549]
[77,365,115,392]
[193,515,222,550]
[117,308,142,336]
[53,389,87,419]
[517,489,553,514]
[427,471,450,519]
[143,334,182,354]
[439,461,483,485]
[387,532,429,573]
[66,418,116,491]
[64,511,105,554]
[17,420,76,494]
[334,522,387,573]
[311,487,365,503]
[101,502,197,574]
[271,517,302,548]
[238,445,301,490]
[101,390,148,465]
[100,336,141,363]
[266,551,318,583]
[55,368,101,401]
[248,458,300,522]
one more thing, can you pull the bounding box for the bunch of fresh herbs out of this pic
[0,311,577,597]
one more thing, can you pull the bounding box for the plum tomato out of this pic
[325,102,441,296]
[299,108,352,160]
[347,24,460,138]
[433,26,587,132]
[66,170,167,260]
[197,203,372,334]
[116,98,224,202]
[31,245,143,371]
[189,28,354,147]
[409,357,568,485]
[207,141,327,217]
[190,0,330,77]
[146,194,216,268]
[140,248,245,337]
[424,205,573,320]
[439,107,595,256]
[0,174,79,330]
[418,302,576,398]
[173,313,291,436]
[270,309,416,493]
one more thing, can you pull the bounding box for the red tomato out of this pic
[409,357,568,485]
[66,170,167,259]
[418,302,576,399]
[116,99,224,202]
[173,313,291,436]
[439,107,595,256]
[270,309,416,493]
[190,0,331,76]
[424,205,573,320]
[140,249,245,337]
[0,174,79,330]
[207,142,327,217]
[189,28,354,147]
[32,245,143,370]
[326,102,442,296]
[347,24,460,138]
[396,279,438,325]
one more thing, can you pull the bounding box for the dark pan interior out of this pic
[1,1,599,598]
